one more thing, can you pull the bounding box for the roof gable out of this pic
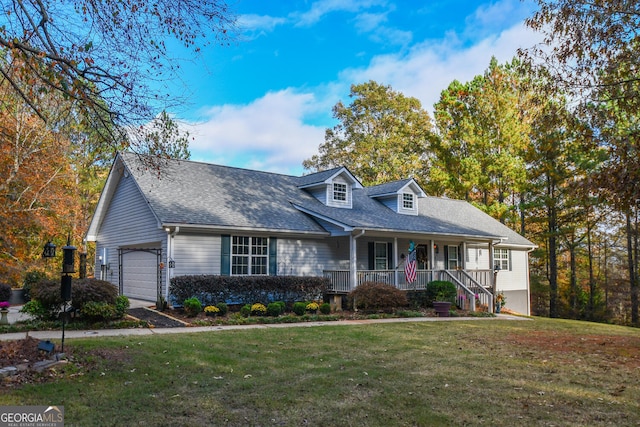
[366,179,426,199]
[297,166,363,189]
[366,179,426,216]
[297,167,362,209]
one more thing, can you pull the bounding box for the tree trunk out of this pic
[587,223,595,319]
[569,242,577,316]
[627,210,639,325]
[548,205,558,318]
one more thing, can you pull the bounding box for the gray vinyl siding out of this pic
[502,290,529,316]
[277,237,350,275]
[494,247,529,292]
[171,233,220,276]
[307,186,327,205]
[377,195,397,212]
[495,247,530,315]
[356,238,394,270]
[93,173,166,293]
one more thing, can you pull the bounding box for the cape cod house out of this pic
[86,152,536,315]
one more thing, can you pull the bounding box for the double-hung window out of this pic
[333,183,347,202]
[232,236,269,275]
[402,193,414,209]
[494,248,510,271]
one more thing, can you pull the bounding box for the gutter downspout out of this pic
[525,246,535,316]
[350,230,366,290]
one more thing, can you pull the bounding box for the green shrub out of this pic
[216,302,228,316]
[71,278,119,309]
[292,302,307,316]
[0,283,11,302]
[81,301,117,321]
[427,281,457,305]
[169,275,329,307]
[267,301,284,317]
[23,270,48,301]
[114,295,130,318]
[348,281,408,313]
[406,290,430,309]
[28,278,118,320]
[20,300,48,320]
[240,304,251,318]
[319,302,331,315]
[81,294,129,322]
[183,297,202,316]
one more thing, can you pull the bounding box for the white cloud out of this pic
[185,0,544,174]
[239,14,287,32]
[293,0,389,27]
[339,20,544,113]
[186,90,325,175]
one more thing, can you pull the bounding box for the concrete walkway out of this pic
[1,299,529,342]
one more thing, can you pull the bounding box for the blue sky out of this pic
[171,0,541,175]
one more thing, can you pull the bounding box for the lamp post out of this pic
[60,235,76,352]
[43,235,76,352]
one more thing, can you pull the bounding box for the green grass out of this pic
[1,318,639,426]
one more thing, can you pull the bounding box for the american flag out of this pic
[405,249,417,284]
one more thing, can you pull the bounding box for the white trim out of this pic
[350,230,366,288]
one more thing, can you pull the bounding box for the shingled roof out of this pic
[88,152,534,247]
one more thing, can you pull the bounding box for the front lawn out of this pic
[1,318,638,426]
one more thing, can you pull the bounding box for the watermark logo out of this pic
[0,405,64,427]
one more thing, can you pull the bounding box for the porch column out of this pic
[430,239,435,270]
[350,230,365,289]
[393,237,399,286]
[462,241,467,269]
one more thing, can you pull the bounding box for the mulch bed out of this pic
[126,308,186,328]
[0,336,53,367]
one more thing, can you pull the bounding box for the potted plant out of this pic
[0,301,9,325]
[433,292,452,317]
[428,280,457,317]
[0,283,10,325]
[495,292,506,313]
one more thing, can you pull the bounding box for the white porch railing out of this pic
[439,270,494,313]
[323,269,494,313]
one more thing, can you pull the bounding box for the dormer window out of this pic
[402,193,414,210]
[398,190,418,215]
[297,167,360,209]
[333,183,347,202]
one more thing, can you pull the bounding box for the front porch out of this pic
[323,268,496,313]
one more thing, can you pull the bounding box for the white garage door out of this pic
[122,249,159,302]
